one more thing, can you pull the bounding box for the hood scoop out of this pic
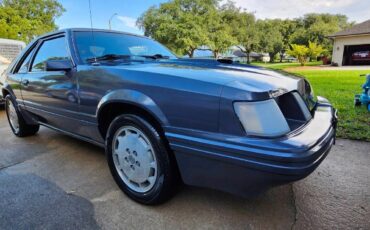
[217,58,233,64]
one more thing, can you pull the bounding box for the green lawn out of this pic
[286,70,370,141]
[252,61,322,70]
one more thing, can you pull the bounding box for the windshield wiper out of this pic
[86,54,131,63]
[86,54,170,64]
[138,54,170,60]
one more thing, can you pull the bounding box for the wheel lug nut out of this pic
[136,161,140,167]
[133,151,137,156]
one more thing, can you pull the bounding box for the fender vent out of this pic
[275,92,312,130]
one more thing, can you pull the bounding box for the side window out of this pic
[31,37,69,72]
[16,49,34,73]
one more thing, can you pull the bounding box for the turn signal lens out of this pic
[234,99,290,137]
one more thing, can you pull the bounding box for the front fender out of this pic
[96,89,169,125]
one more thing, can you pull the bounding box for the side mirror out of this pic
[45,59,72,72]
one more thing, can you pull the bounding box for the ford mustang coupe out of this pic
[1,29,337,205]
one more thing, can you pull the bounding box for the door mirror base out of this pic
[45,60,72,72]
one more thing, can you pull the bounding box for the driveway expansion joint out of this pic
[0,160,28,172]
[290,184,298,230]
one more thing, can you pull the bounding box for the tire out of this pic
[5,95,40,137]
[354,98,361,106]
[106,114,178,205]
[367,103,370,112]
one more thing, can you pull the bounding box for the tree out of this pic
[307,41,325,61]
[207,18,236,58]
[277,19,298,62]
[287,44,309,66]
[138,1,353,60]
[237,14,259,64]
[0,0,65,43]
[220,1,258,63]
[291,13,354,50]
[137,0,220,57]
[257,20,284,63]
[206,9,237,58]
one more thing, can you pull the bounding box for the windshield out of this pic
[74,31,177,64]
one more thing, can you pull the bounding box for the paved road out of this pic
[0,109,369,229]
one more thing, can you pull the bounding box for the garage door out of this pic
[343,44,370,66]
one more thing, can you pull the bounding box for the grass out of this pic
[252,61,322,70]
[285,69,370,141]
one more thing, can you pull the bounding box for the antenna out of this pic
[88,0,98,65]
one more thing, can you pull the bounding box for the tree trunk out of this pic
[280,53,284,63]
[213,51,219,59]
[189,49,195,58]
[269,53,275,63]
[246,51,250,64]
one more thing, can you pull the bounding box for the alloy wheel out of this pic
[6,99,19,133]
[112,126,158,193]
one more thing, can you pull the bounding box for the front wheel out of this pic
[5,95,39,137]
[105,114,178,205]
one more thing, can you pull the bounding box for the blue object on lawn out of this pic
[354,74,370,111]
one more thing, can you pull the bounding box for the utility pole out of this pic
[109,13,118,30]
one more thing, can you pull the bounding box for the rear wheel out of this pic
[5,95,39,137]
[106,114,177,205]
[354,97,361,106]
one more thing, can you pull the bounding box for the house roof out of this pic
[329,19,370,38]
[0,38,26,47]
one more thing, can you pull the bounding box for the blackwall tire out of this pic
[5,95,39,137]
[105,114,178,205]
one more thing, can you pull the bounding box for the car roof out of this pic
[36,28,148,40]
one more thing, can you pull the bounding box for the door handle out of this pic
[21,79,29,86]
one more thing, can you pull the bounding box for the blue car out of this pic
[1,29,337,205]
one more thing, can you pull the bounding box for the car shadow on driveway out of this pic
[0,173,100,230]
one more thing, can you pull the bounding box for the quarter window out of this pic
[16,49,34,73]
[31,36,69,72]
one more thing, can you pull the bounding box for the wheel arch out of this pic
[2,88,9,98]
[96,89,169,139]
[2,85,13,99]
[98,90,182,189]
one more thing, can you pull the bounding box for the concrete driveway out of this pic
[0,109,369,229]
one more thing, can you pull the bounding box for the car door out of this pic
[21,35,80,133]
[3,46,36,104]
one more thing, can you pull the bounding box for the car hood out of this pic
[109,59,304,93]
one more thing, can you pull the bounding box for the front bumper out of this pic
[166,98,337,196]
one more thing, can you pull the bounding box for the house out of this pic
[193,48,213,58]
[222,46,270,63]
[329,19,370,66]
[0,38,26,75]
[0,38,26,62]
[187,45,272,63]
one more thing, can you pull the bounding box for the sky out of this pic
[56,0,370,35]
